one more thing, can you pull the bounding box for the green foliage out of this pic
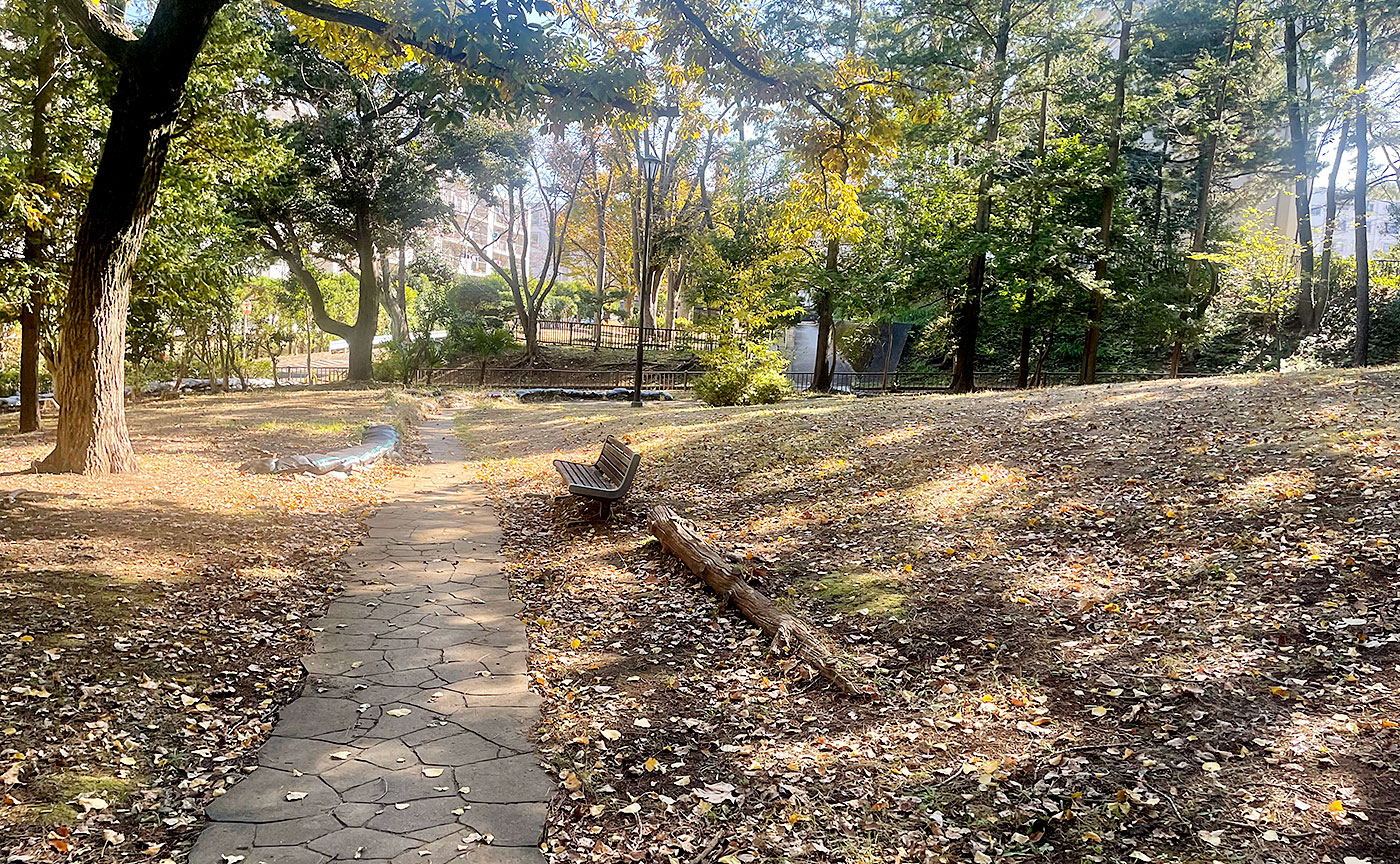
[694,345,793,406]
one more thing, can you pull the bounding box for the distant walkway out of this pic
[190,413,548,864]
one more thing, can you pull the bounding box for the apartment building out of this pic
[430,182,549,279]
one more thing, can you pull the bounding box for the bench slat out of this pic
[553,437,641,508]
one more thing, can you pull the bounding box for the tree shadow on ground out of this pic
[456,367,1400,863]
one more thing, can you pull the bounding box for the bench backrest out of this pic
[595,436,641,493]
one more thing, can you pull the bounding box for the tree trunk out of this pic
[1316,121,1349,325]
[378,244,407,343]
[1353,0,1369,366]
[594,194,607,350]
[522,309,539,357]
[20,4,59,434]
[41,0,226,474]
[665,265,681,331]
[1172,0,1241,372]
[952,0,1013,395]
[348,211,380,381]
[1169,339,1182,378]
[1284,17,1318,333]
[812,237,839,392]
[1018,33,1052,391]
[1080,0,1132,385]
[648,505,874,697]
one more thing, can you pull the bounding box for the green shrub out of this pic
[694,345,793,406]
[0,366,52,395]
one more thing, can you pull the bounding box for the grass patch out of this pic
[255,419,352,435]
[803,568,907,615]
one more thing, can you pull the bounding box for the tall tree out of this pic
[18,4,60,432]
[1353,0,1370,366]
[951,0,1015,393]
[1283,13,1318,333]
[453,135,586,358]
[1079,0,1133,385]
[42,0,642,473]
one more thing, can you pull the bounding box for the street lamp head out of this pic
[640,154,662,182]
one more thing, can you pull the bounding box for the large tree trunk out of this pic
[41,0,226,474]
[1353,0,1369,367]
[1284,17,1318,333]
[348,213,381,381]
[1080,0,1132,385]
[951,0,1013,395]
[648,506,874,697]
[811,237,839,392]
[19,4,59,434]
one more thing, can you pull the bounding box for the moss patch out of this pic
[803,568,907,615]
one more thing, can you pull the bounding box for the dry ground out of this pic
[0,387,414,861]
[452,368,1399,864]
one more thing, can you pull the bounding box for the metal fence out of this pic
[423,366,706,390]
[276,366,349,385]
[514,320,724,353]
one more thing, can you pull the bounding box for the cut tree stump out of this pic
[647,505,876,697]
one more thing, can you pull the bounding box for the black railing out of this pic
[276,366,349,385]
[513,320,724,353]
[419,366,1196,393]
[423,366,706,390]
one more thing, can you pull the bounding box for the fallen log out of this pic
[647,505,876,697]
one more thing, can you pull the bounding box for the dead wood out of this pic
[647,505,876,697]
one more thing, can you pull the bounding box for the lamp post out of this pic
[631,147,663,408]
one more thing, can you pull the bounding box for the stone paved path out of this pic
[190,414,548,864]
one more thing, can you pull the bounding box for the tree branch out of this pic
[272,0,670,116]
[664,0,786,90]
[53,0,136,62]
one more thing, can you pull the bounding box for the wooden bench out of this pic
[552,436,641,518]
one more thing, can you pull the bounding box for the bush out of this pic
[694,345,793,406]
[0,365,52,396]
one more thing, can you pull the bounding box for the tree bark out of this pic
[594,183,608,350]
[348,209,381,381]
[812,238,839,392]
[41,0,227,474]
[648,505,874,697]
[1316,121,1349,324]
[665,263,682,331]
[952,0,1013,395]
[1080,0,1132,385]
[20,4,60,434]
[1353,0,1369,367]
[1171,0,1241,374]
[1018,33,1053,391]
[1284,16,1318,332]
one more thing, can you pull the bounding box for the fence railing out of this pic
[423,366,706,390]
[286,362,1192,392]
[513,320,724,353]
[276,366,349,385]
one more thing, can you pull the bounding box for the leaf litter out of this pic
[0,388,419,861]
[453,368,1398,864]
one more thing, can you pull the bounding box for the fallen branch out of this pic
[647,505,876,697]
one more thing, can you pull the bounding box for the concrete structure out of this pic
[1266,188,1399,258]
